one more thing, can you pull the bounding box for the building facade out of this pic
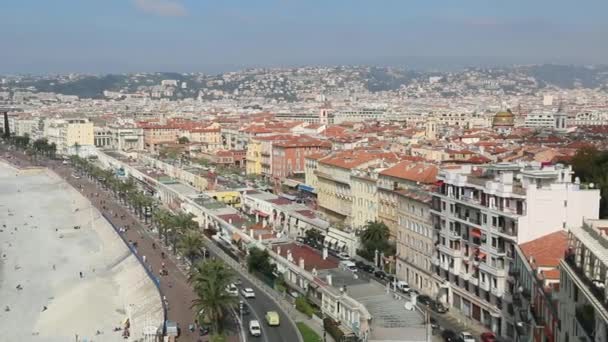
[431,163,599,337]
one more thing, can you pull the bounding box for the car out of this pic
[233,278,242,286]
[226,284,238,297]
[265,311,280,326]
[386,274,396,283]
[481,332,497,342]
[430,301,449,314]
[362,264,375,273]
[441,329,458,342]
[374,270,387,279]
[416,295,434,307]
[241,288,255,298]
[249,320,262,337]
[337,252,350,260]
[72,173,80,179]
[460,332,475,342]
[395,281,411,293]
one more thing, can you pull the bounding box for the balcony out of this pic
[479,262,508,278]
[562,255,608,321]
[469,276,479,286]
[479,280,491,292]
[491,287,503,298]
[575,304,595,340]
[438,244,462,258]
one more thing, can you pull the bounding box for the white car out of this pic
[226,284,238,297]
[249,320,262,337]
[241,287,255,298]
[460,332,475,342]
[71,174,80,179]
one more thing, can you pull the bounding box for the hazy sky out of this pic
[1,0,607,73]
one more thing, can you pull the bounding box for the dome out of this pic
[492,110,515,127]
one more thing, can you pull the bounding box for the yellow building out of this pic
[246,138,263,175]
[205,191,242,208]
[350,167,380,229]
[44,118,95,155]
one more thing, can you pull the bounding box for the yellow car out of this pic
[265,311,280,326]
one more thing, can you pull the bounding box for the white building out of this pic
[44,118,95,156]
[431,163,600,338]
[332,108,386,124]
[559,219,608,342]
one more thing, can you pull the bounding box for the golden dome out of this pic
[492,110,515,127]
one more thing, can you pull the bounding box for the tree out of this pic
[179,230,204,264]
[360,220,390,245]
[153,208,173,243]
[247,247,276,279]
[189,259,237,334]
[305,229,324,244]
[170,212,198,254]
[569,146,608,218]
[178,136,190,144]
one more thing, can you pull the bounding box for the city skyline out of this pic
[1,0,607,73]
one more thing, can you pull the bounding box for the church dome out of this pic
[492,110,515,127]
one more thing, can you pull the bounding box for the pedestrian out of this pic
[142,255,146,263]
[79,271,83,278]
[52,264,55,271]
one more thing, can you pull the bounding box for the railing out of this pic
[564,255,608,320]
[102,213,166,336]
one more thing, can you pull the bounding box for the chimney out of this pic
[258,234,262,242]
[250,230,254,239]
[287,250,293,262]
[277,246,281,256]
[326,274,332,286]
[228,218,232,224]
[242,224,247,233]
[312,267,318,276]
[262,219,267,228]
[323,247,328,260]
[299,257,305,270]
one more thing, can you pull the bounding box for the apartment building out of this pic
[332,108,386,124]
[44,118,94,155]
[510,231,567,342]
[302,152,328,194]
[350,167,380,229]
[271,136,331,180]
[378,160,438,238]
[315,150,398,223]
[431,163,599,337]
[559,219,608,342]
[396,188,437,296]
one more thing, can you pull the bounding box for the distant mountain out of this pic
[520,64,608,89]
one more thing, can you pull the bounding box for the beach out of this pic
[0,161,163,341]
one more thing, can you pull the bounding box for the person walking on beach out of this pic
[79,271,83,278]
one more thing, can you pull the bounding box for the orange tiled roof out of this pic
[520,231,568,268]
[379,160,438,184]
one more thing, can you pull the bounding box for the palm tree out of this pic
[170,212,197,254]
[153,208,171,241]
[178,231,204,264]
[360,220,390,245]
[189,259,237,334]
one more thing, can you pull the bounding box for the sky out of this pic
[1,0,607,73]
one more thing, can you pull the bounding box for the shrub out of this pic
[295,296,314,318]
[323,317,344,342]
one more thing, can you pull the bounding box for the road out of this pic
[1,147,300,342]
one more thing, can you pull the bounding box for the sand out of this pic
[0,161,163,341]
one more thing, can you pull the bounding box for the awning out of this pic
[471,228,482,238]
[478,252,487,259]
[336,241,346,250]
[298,184,316,193]
[254,210,269,218]
[325,237,337,246]
[232,232,242,243]
[283,179,301,188]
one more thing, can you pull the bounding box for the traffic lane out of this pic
[237,277,298,342]
[203,248,299,342]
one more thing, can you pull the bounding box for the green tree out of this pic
[170,212,198,254]
[153,208,173,243]
[189,259,237,334]
[360,220,390,245]
[247,247,276,279]
[569,146,608,218]
[178,136,190,144]
[179,230,204,264]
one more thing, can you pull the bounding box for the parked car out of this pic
[249,320,262,337]
[198,326,210,336]
[265,311,280,326]
[416,295,434,307]
[386,274,396,283]
[395,281,411,293]
[430,301,449,314]
[460,332,475,342]
[337,252,350,260]
[241,288,256,299]
[441,329,458,341]
[481,332,497,342]
[374,270,387,280]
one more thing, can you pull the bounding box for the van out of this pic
[265,311,280,326]
[395,281,411,293]
[340,260,357,273]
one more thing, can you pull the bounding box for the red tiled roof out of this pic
[379,161,438,184]
[520,231,568,268]
[272,243,339,272]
